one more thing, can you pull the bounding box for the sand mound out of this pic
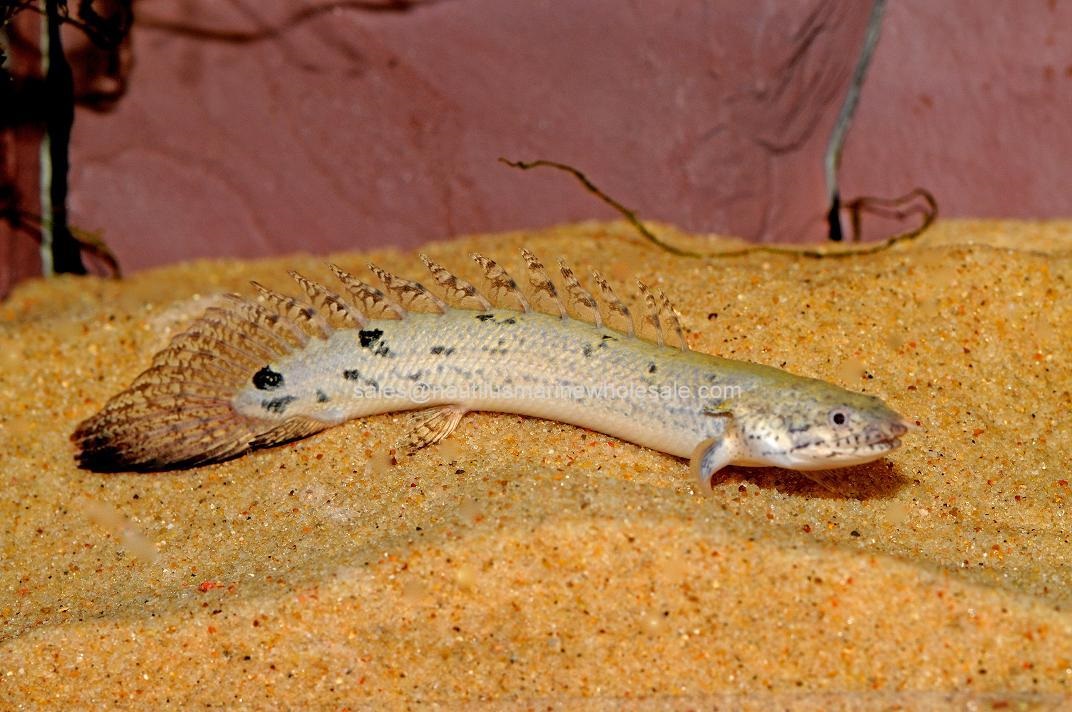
[1,220,1070,707]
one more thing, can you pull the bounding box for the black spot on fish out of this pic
[430,345,455,356]
[261,395,296,414]
[485,338,509,356]
[647,362,657,374]
[316,390,330,403]
[501,317,517,325]
[406,371,423,381]
[343,369,379,390]
[601,334,616,341]
[582,344,593,358]
[374,343,391,357]
[359,329,383,348]
[475,314,495,322]
[252,366,283,391]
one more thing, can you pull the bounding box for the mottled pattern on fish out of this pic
[72,250,909,487]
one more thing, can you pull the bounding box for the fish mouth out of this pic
[871,436,901,452]
[822,421,907,464]
[829,429,904,468]
[869,419,910,448]
[839,421,908,451]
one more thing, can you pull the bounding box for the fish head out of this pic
[734,380,911,471]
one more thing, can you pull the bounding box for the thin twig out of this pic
[499,157,936,260]
[498,158,704,257]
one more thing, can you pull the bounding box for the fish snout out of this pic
[888,420,910,438]
[863,418,909,447]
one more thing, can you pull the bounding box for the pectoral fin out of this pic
[399,404,467,453]
[689,435,738,491]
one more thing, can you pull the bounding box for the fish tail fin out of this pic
[72,291,329,472]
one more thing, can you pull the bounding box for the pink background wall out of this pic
[2,0,1070,293]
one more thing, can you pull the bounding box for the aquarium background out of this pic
[2,0,1070,294]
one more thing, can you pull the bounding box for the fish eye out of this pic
[829,408,849,427]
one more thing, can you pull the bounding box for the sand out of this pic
[1,220,1070,709]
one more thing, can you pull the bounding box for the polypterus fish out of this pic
[72,249,910,488]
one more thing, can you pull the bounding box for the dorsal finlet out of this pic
[329,265,407,321]
[367,263,447,314]
[220,293,310,348]
[521,249,566,318]
[250,280,331,340]
[636,280,663,347]
[196,305,292,361]
[288,271,367,329]
[658,289,689,352]
[557,258,602,328]
[591,271,634,337]
[470,253,531,313]
[419,254,493,311]
[164,317,277,369]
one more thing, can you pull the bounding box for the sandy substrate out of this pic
[1,220,1070,709]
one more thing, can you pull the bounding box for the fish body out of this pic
[73,252,909,487]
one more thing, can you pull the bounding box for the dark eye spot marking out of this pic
[262,395,296,414]
[359,328,384,348]
[830,410,848,426]
[475,314,495,322]
[253,366,284,390]
[316,390,329,403]
[647,362,657,374]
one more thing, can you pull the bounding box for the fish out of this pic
[71,249,910,489]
